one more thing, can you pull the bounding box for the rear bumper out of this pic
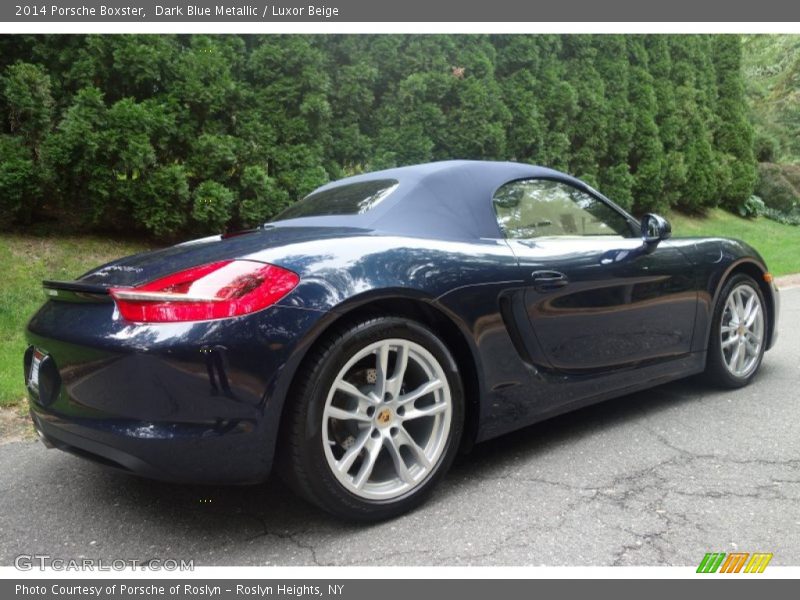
[25,299,325,484]
[30,407,268,484]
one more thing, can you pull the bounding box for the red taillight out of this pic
[109,260,299,323]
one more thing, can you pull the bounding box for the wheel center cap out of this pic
[376,408,393,426]
[737,325,746,336]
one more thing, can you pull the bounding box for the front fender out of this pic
[684,237,778,354]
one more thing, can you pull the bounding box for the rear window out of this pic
[275,179,399,220]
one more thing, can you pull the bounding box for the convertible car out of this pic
[25,160,779,520]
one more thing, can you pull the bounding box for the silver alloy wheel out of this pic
[720,283,765,379]
[322,338,452,500]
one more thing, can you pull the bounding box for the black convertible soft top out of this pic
[273,160,594,241]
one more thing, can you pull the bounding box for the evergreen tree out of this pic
[0,34,760,234]
[1,61,52,221]
[645,35,687,208]
[41,86,109,223]
[493,35,545,163]
[437,36,510,160]
[594,35,634,209]
[561,36,607,188]
[712,35,757,207]
[669,36,718,211]
[373,36,456,166]
[3,62,53,157]
[627,36,665,213]
[320,36,378,175]
[246,36,331,198]
[0,135,36,223]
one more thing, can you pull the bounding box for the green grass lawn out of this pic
[0,234,152,407]
[668,208,800,276]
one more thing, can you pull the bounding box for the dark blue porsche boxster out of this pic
[25,160,779,520]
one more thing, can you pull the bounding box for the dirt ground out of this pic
[0,406,34,444]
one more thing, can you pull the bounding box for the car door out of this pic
[493,178,697,373]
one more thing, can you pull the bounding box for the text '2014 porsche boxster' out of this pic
[25,160,779,520]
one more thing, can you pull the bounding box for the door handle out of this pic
[531,270,569,291]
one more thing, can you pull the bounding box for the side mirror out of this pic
[600,213,672,264]
[640,213,672,250]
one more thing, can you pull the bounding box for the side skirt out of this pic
[475,351,707,443]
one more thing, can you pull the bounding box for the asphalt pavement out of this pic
[1,288,798,567]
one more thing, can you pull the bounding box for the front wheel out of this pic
[280,316,464,521]
[704,274,767,388]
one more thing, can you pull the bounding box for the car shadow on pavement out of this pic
[457,374,720,472]
[71,373,726,544]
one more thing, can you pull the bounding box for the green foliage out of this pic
[562,36,607,185]
[192,180,235,231]
[762,206,800,226]
[753,131,779,162]
[738,195,766,218]
[0,34,759,235]
[40,86,110,224]
[238,165,289,226]
[742,35,800,162]
[132,165,190,237]
[669,36,721,212]
[2,62,53,154]
[755,162,800,213]
[594,36,634,209]
[494,36,545,163]
[188,134,238,181]
[0,135,36,222]
[713,36,757,209]
[627,37,664,213]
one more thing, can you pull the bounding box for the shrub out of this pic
[2,62,53,153]
[763,207,800,226]
[0,135,36,225]
[753,132,779,163]
[754,162,800,213]
[237,165,289,226]
[187,134,238,181]
[0,35,762,237]
[131,165,190,237]
[779,163,800,190]
[737,195,766,218]
[192,180,234,232]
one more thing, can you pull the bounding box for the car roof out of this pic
[272,160,592,241]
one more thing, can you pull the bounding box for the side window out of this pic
[492,179,633,239]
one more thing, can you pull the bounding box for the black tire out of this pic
[279,316,464,521]
[704,273,767,388]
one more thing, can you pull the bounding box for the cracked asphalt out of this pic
[1,287,798,567]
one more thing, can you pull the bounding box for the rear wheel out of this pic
[280,316,464,521]
[704,274,767,388]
